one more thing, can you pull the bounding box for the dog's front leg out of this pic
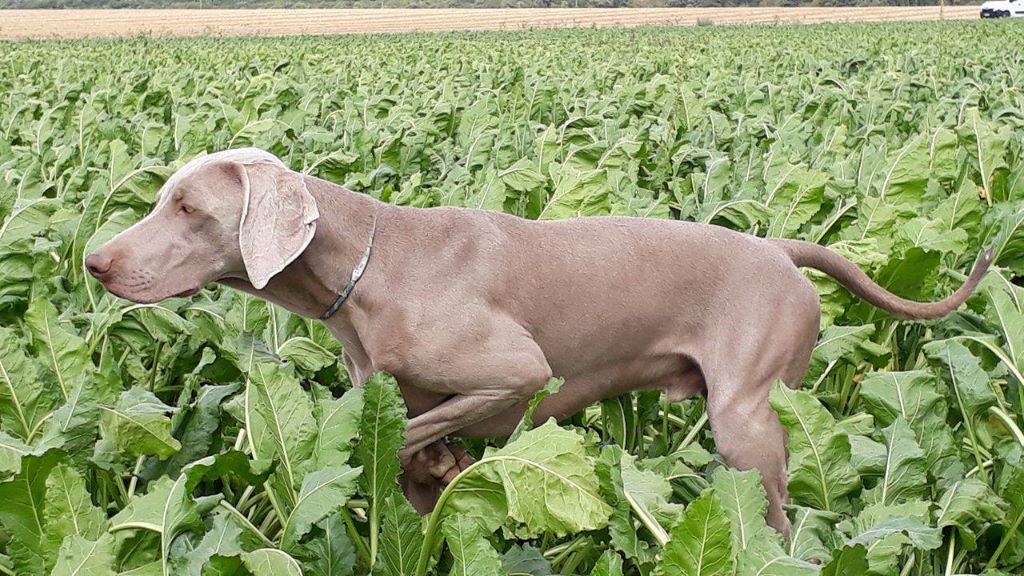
[400,391,532,464]
[396,336,552,466]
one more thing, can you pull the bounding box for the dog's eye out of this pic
[178,204,195,215]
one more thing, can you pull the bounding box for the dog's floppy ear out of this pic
[236,161,319,290]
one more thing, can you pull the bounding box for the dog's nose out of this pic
[85,252,113,278]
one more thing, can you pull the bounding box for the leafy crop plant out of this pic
[2,21,1024,576]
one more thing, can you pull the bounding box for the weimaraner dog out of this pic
[86,148,992,536]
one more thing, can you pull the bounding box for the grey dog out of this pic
[86,148,992,535]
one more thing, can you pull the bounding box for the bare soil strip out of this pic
[0,7,982,41]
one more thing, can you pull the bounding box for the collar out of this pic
[320,217,377,320]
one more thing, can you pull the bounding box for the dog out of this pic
[86,148,991,535]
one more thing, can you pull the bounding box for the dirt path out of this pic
[0,7,982,41]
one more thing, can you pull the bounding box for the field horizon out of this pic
[0,6,982,40]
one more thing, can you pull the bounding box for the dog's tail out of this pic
[769,239,994,320]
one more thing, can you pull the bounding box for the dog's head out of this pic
[86,148,319,303]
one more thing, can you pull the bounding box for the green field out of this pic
[3,22,1024,576]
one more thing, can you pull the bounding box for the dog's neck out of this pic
[219,176,385,322]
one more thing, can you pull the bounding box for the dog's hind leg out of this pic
[702,318,816,539]
[706,383,793,537]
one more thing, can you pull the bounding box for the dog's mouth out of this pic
[174,287,200,298]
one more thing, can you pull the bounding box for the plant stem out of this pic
[341,508,372,569]
[235,485,255,510]
[148,341,163,392]
[990,406,1024,448]
[262,482,288,530]
[624,491,669,546]
[126,455,146,499]
[233,427,248,452]
[987,506,1024,570]
[415,459,490,576]
[218,500,275,548]
[678,412,708,450]
[369,502,380,568]
[549,536,587,569]
[944,532,956,576]
[898,552,915,576]
[946,348,989,483]
[347,498,369,509]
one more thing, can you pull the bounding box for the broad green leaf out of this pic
[994,451,1024,566]
[839,500,939,574]
[845,514,941,550]
[0,452,60,574]
[49,533,116,576]
[442,513,507,576]
[989,204,1024,275]
[182,510,245,576]
[40,361,119,461]
[280,465,362,551]
[876,136,929,206]
[500,544,552,576]
[620,452,684,529]
[596,444,657,566]
[173,451,270,488]
[764,163,827,237]
[379,492,423,576]
[711,468,816,576]
[42,464,107,566]
[462,169,507,212]
[864,248,941,313]
[99,387,180,459]
[858,371,943,427]
[656,489,733,576]
[862,418,927,506]
[297,513,357,576]
[109,475,201,576]
[247,362,317,493]
[592,549,625,576]
[539,168,610,220]
[499,158,546,194]
[859,370,958,482]
[242,548,304,576]
[769,382,860,512]
[24,298,91,401]
[0,198,59,250]
[711,468,780,554]
[805,324,880,382]
[787,506,839,564]
[446,419,611,538]
[313,385,363,470]
[0,430,32,478]
[508,377,564,443]
[279,337,337,373]
[936,477,1008,550]
[149,383,239,479]
[961,108,1010,199]
[978,272,1024,372]
[599,395,634,450]
[0,327,52,443]
[355,371,406,561]
[924,340,999,425]
[819,544,868,576]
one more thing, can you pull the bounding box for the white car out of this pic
[981,0,1024,17]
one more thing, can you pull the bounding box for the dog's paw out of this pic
[441,444,475,484]
[402,441,474,485]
